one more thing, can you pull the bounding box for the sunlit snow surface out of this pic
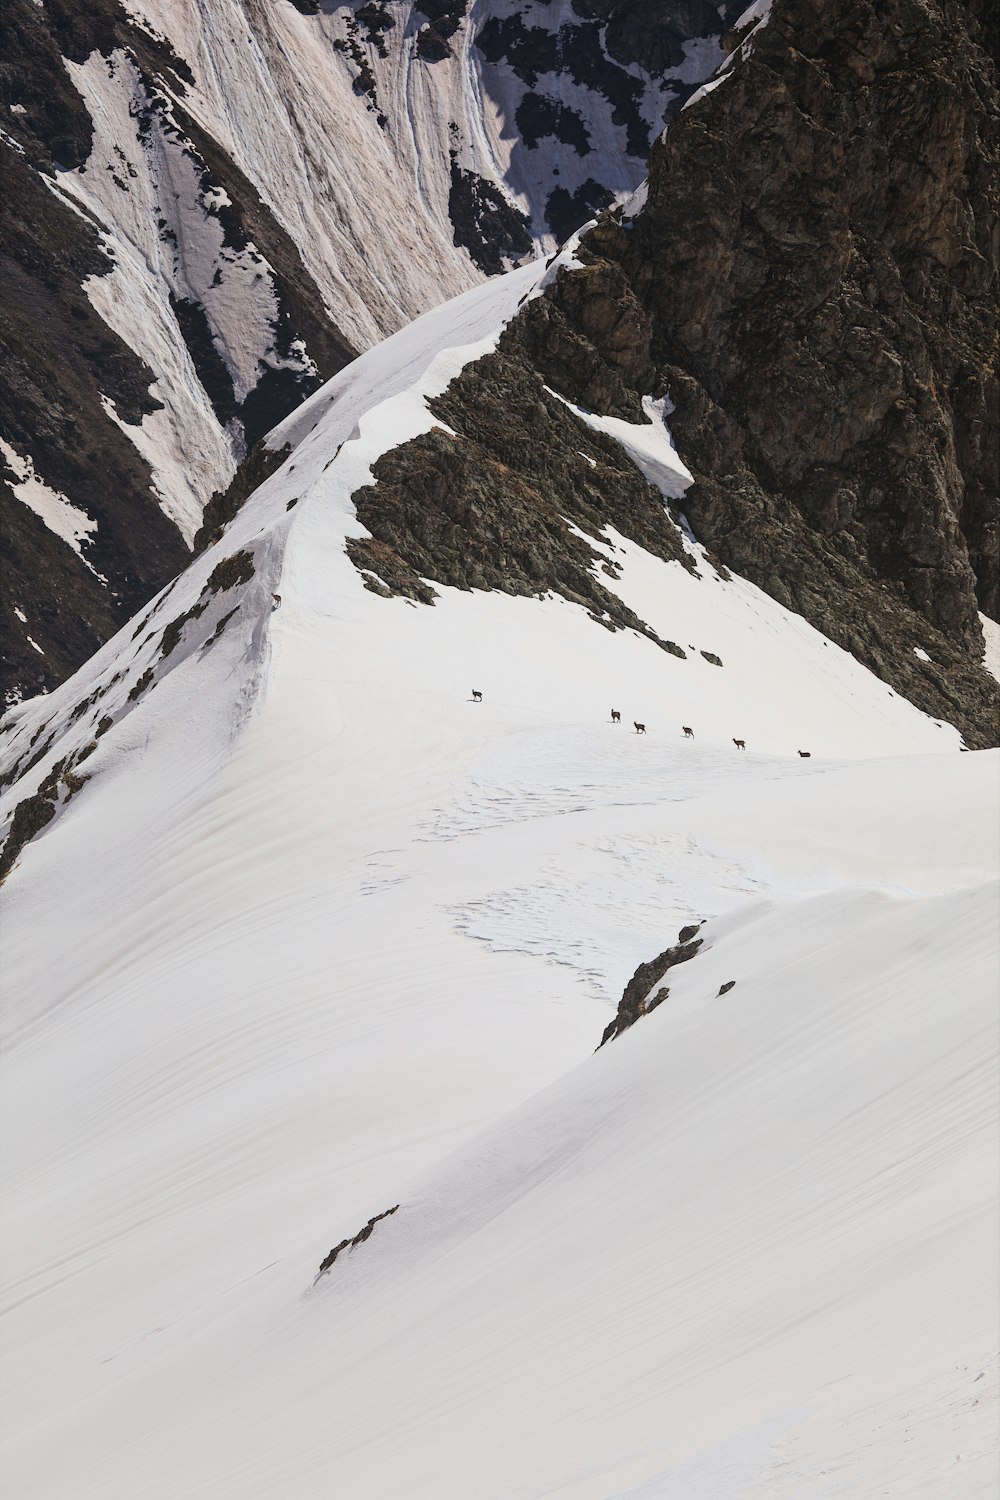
[1,262,997,1498]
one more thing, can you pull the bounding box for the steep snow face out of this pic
[1,0,745,703]
[9,881,993,1500]
[1,260,996,1497]
[121,0,742,335]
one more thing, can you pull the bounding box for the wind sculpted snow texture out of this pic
[1,261,998,1498]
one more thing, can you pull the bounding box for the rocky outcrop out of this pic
[347,347,695,654]
[193,444,291,555]
[3,0,748,707]
[448,156,533,276]
[0,0,354,707]
[0,70,189,704]
[599,923,703,1045]
[0,748,91,886]
[568,0,999,743]
[316,1204,399,1278]
[364,0,998,744]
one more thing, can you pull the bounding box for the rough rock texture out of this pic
[0,0,354,707]
[193,443,292,555]
[600,923,704,1045]
[2,0,746,706]
[346,0,999,743]
[0,67,188,703]
[571,0,1000,744]
[0,749,90,886]
[316,1204,400,1277]
[447,156,533,276]
[348,348,695,655]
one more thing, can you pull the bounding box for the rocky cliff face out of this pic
[566,0,999,740]
[344,0,999,744]
[1,0,742,707]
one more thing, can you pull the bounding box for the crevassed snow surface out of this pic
[1,263,997,1499]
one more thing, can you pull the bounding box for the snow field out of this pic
[1,257,997,1497]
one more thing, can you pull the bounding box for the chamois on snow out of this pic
[634,721,646,734]
[733,738,746,750]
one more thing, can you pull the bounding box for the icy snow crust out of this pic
[1,262,997,1498]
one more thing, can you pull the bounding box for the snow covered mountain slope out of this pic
[1,253,997,1496]
[1,0,743,703]
[7,882,996,1499]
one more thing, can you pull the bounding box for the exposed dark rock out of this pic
[600,926,705,1044]
[346,538,438,604]
[194,444,291,554]
[316,1204,399,1277]
[347,348,696,649]
[202,605,240,650]
[475,15,648,155]
[0,0,354,706]
[516,95,592,155]
[206,549,255,594]
[571,0,746,76]
[127,667,154,701]
[448,156,532,276]
[718,980,736,995]
[168,292,239,429]
[0,773,59,884]
[568,0,999,745]
[415,0,468,60]
[160,601,209,659]
[162,97,356,391]
[0,748,89,885]
[545,178,616,244]
[700,651,723,666]
[0,141,188,706]
[677,922,702,944]
[356,3,395,55]
[158,550,252,658]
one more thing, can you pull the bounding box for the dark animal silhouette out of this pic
[682,726,694,738]
[733,738,746,750]
[271,593,282,611]
[471,690,482,702]
[798,750,811,758]
[611,709,621,723]
[634,721,646,734]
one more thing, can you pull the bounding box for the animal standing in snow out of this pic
[634,721,646,734]
[611,709,621,724]
[682,726,694,738]
[733,738,746,750]
[798,750,811,758]
[271,594,282,611]
[471,690,483,702]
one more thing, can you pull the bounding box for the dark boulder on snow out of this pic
[600,925,705,1045]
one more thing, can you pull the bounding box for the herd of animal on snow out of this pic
[470,693,811,757]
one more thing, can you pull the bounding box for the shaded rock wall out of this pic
[348,346,694,657]
[526,0,1000,743]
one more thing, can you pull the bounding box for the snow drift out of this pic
[1,252,997,1497]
